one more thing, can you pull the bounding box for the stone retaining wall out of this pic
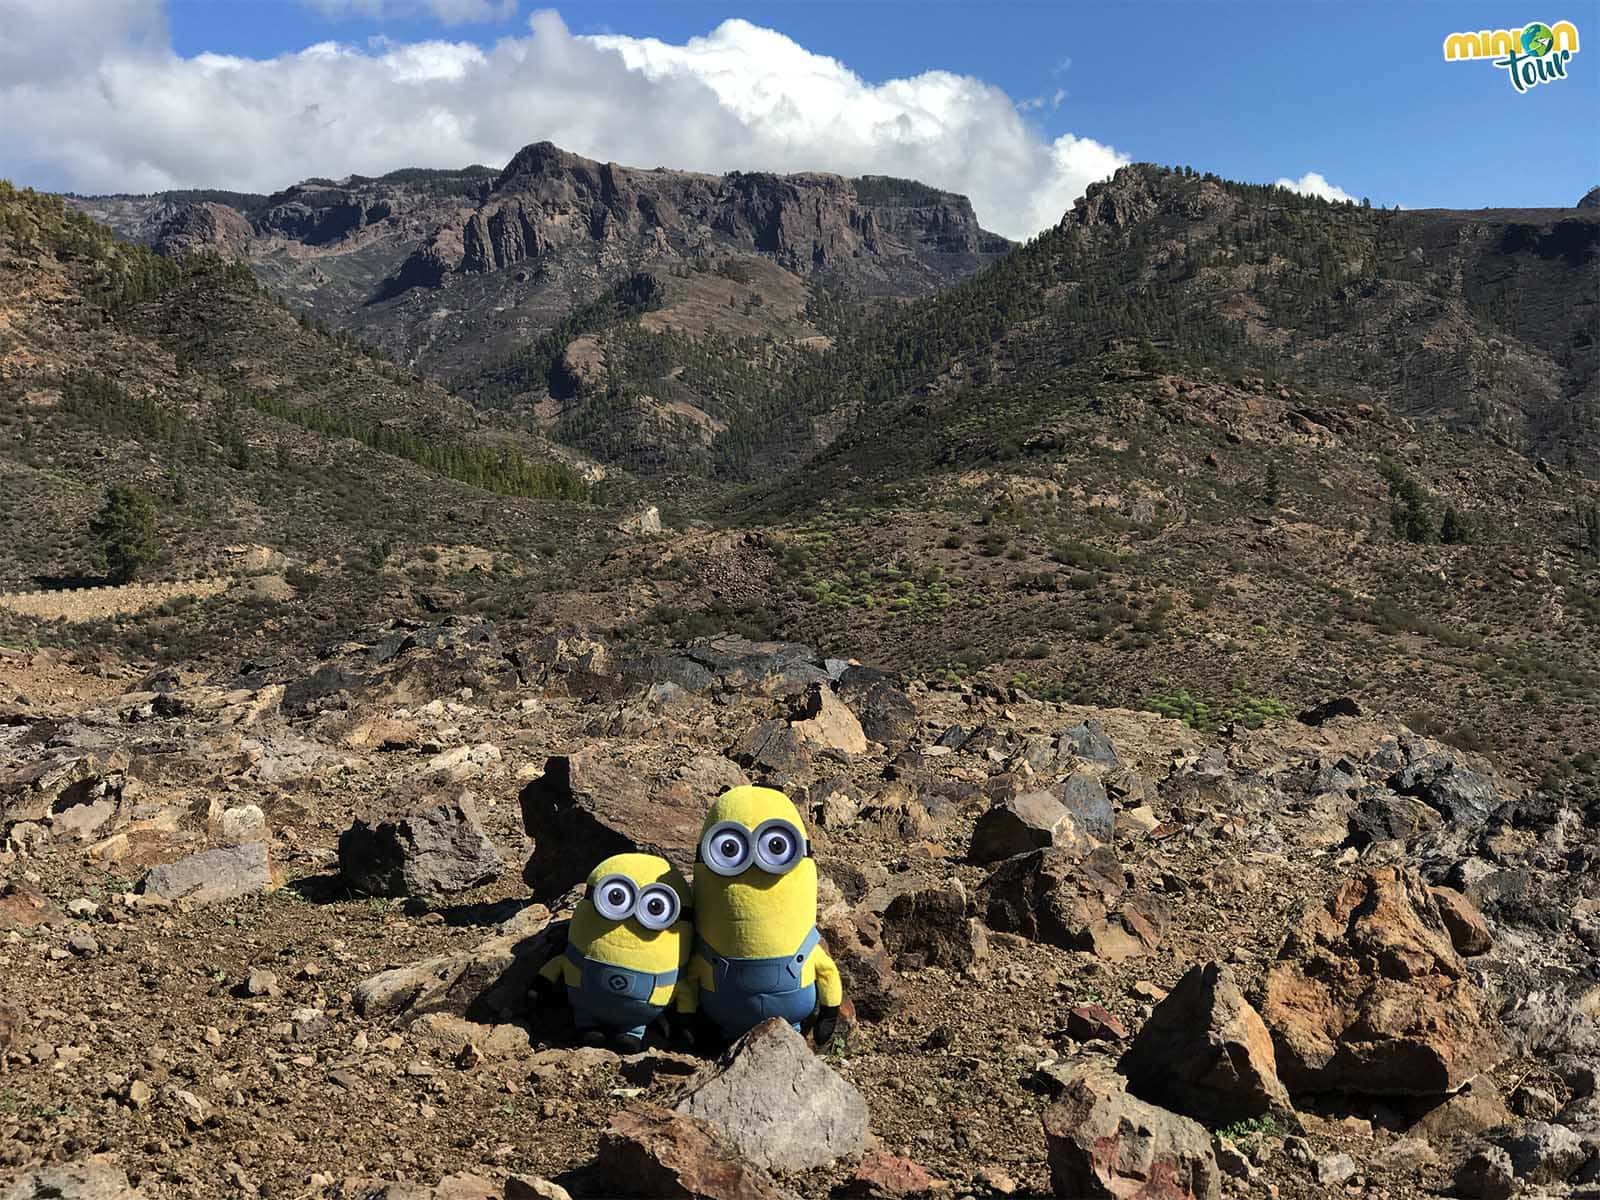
[0,579,229,622]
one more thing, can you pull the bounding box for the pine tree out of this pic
[89,485,159,584]
[1438,505,1466,544]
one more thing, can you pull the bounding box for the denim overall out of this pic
[696,927,821,1037]
[564,943,677,1040]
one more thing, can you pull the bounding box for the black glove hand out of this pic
[812,1005,840,1048]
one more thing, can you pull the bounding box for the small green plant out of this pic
[1216,1113,1293,1141]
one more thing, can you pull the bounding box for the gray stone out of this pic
[1057,773,1114,843]
[1061,720,1119,766]
[1313,1152,1357,1186]
[1454,1146,1515,1200]
[675,1018,869,1172]
[140,843,278,906]
[340,789,503,901]
[1491,1121,1589,1184]
[1390,752,1500,826]
[2,1161,142,1199]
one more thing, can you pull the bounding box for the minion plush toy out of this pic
[537,852,692,1052]
[689,786,843,1045]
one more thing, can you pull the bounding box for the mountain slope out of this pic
[0,182,616,656]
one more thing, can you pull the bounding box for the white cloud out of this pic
[302,0,519,25]
[1273,171,1357,204]
[0,3,1127,238]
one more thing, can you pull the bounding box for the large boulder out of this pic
[1060,719,1120,766]
[1043,1064,1221,1200]
[139,843,280,906]
[339,788,503,900]
[969,792,1092,864]
[1260,867,1504,1096]
[789,683,868,758]
[1118,962,1294,1125]
[675,1019,869,1172]
[817,907,902,1021]
[1389,750,1500,826]
[518,749,703,897]
[597,1105,797,1200]
[1057,773,1114,843]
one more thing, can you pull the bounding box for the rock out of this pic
[846,1151,939,1197]
[140,843,280,906]
[1490,1121,1589,1184]
[339,788,504,900]
[1298,697,1363,726]
[1431,886,1493,955]
[969,792,1091,864]
[1060,720,1119,766]
[504,1180,573,1200]
[881,883,987,971]
[1064,1005,1128,1042]
[617,505,663,535]
[1260,867,1504,1096]
[217,804,268,844]
[0,883,68,930]
[1043,1064,1221,1200]
[1313,1152,1357,1186]
[596,1104,796,1200]
[1057,773,1114,843]
[1119,962,1294,1126]
[245,967,280,997]
[2,1160,142,1199]
[817,908,902,1021]
[731,719,812,775]
[518,749,703,897]
[980,847,1122,950]
[1410,1082,1514,1142]
[789,683,868,757]
[1389,751,1500,826]
[836,671,918,746]
[1346,790,1442,848]
[675,1019,869,1172]
[355,905,556,1021]
[1454,1145,1515,1200]
[1374,1137,1439,1173]
[172,1088,211,1128]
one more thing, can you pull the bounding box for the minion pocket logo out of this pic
[1443,20,1579,92]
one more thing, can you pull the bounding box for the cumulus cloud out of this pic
[0,2,1127,238]
[302,0,519,24]
[1273,171,1357,204]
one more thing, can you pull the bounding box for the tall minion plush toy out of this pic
[689,785,843,1045]
[537,852,693,1052]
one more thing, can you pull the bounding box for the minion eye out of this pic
[635,884,681,931]
[751,819,804,873]
[700,821,753,876]
[592,874,637,921]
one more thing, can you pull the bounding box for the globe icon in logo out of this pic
[1522,22,1555,55]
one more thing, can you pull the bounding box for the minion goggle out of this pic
[588,874,685,930]
[696,819,809,878]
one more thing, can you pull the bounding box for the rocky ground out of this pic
[1,623,1597,1200]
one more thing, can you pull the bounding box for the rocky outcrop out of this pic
[3,1159,143,1199]
[151,202,254,261]
[981,846,1167,959]
[1119,962,1295,1125]
[1043,1064,1221,1200]
[1260,867,1504,1096]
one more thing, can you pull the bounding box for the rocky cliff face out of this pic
[388,141,1009,294]
[151,202,255,261]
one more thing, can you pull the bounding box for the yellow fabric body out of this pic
[549,851,692,1008]
[690,786,842,1006]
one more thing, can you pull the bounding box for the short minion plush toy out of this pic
[537,852,693,1052]
[689,786,842,1044]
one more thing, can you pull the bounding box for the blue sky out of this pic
[4,0,1597,234]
